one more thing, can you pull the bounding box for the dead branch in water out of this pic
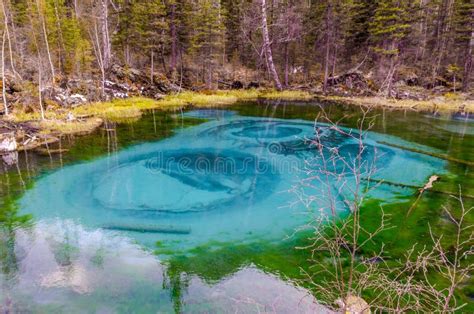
[407,175,440,216]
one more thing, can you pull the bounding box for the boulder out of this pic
[2,151,18,166]
[327,71,368,90]
[68,94,87,106]
[43,86,88,107]
[0,132,17,152]
[109,64,182,97]
[104,80,131,99]
[393,85,429,100]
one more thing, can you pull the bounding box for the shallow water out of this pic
[18,111,444,251]
[1,102,473,312]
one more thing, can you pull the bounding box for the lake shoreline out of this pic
[1,91,473,153]
[318,95,474,114]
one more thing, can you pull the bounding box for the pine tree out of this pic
[188,0,225,88]
[369,0,412,94]
[452,0,473,91]
[346,0,378,55]
[42,0,91,76]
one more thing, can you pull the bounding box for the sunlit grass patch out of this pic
[163,91,238,107]
[9,110,64,122]
[5,90,317,136]
[34,117,104,135]
[325,95,474,113]
[214,89,314,101]
[257,90,314,100]
[72,97,155,121]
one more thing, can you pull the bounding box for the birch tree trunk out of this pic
[101,0,111,70]
[323,2,333,94]
[73,0,79,18]
[462,15,473,92]
[38,59,45,120]
[36,0,55,83]
[150,50,154,83]
[260,0,282,90]
[284,42,289,87]
[1,0,18,78]
[2,30,8,115]
[90,21,106,98]
[170,2,177,76]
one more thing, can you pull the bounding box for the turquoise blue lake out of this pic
[1,103,472,312]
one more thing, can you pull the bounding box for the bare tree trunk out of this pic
[431,0,454,83]
[150,50,154,83]
[5,0,22,74]
[101,0,111,70]
[1,0,19,78]
[73,0,79,18]
[89,21,106,99]
[2,30,8,115]
[38,59,45,120]
[416,0,428,63]
[462,20,473,92]
[170,2,177,76]
[53,0,66,73]
[284,42,289,87]
[323,2,333,94]
[36,0,55,83]
[260,0,282,90]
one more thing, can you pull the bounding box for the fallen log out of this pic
[361,177,474,199]
[102,224,191,235]
[377,141,474,167]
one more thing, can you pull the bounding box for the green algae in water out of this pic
[0,103,472,312]
[17,111,445,251]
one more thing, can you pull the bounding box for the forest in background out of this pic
[0,0,473,113]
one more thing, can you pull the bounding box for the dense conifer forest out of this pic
[0,1,473,313]
[0,0,472,101]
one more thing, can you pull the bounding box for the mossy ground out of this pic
[7,90,314,125]
[5,90,472,138]
[324,94,474,113]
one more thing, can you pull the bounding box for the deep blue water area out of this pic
[18,110,445,251]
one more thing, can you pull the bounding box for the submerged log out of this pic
[377,141,474,167]
[361,177,474,199]
[102,224,191,235]
[35,147,69,156]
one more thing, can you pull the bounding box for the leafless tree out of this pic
[260,0,282,91]
[35,0,55,84]
[2,28,7,115]
[0,2,7,114]
[293,106,473,312]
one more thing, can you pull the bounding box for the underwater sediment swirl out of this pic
[92,148,278,214]
[19,110,446,251]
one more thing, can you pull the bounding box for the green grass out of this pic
[324,95,474,113]
[7,90,315,127]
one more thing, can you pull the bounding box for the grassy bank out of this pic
[7,90,314,133]
[5,90,473,137]
[322,94,474,113]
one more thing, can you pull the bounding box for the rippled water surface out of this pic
[1,102,472,312]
